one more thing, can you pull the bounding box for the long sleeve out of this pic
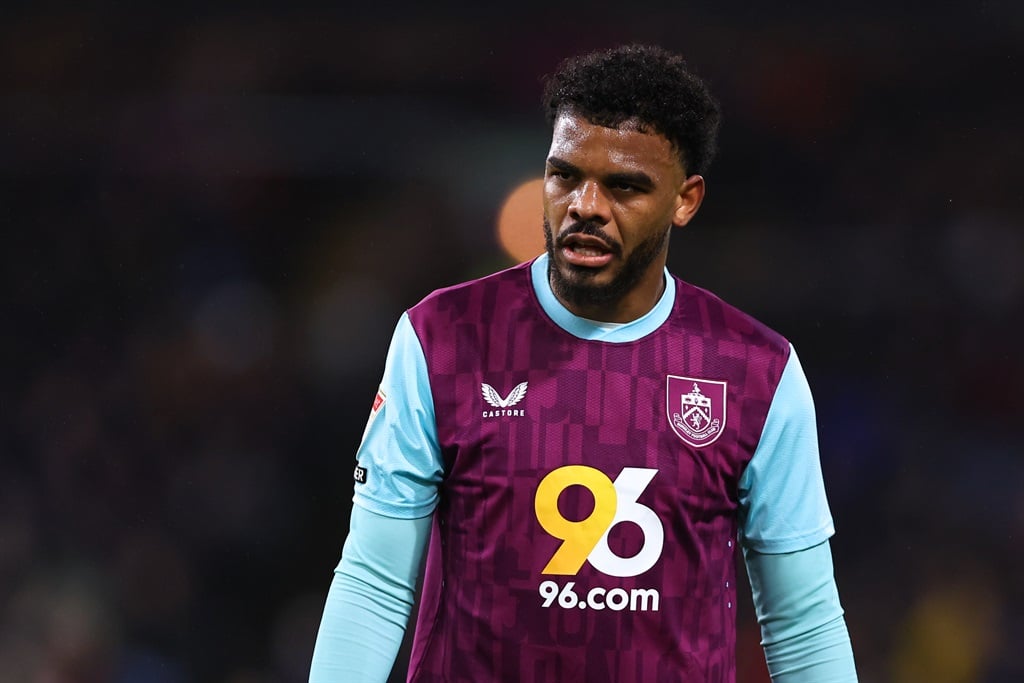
[744,540,858,682]
[309,505,432,683]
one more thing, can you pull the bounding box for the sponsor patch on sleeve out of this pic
[359,386,387,445]
[353,464,368,484]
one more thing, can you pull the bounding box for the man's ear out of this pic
[672,175,705,227]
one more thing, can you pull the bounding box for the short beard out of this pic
[543,217,670,313]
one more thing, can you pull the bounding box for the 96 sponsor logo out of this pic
[539,580,660,612]
[534,465,663,612]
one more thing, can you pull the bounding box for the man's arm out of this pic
[309,506,432,683]
[311,312,443,681]
[738,346,857,680]
[744,541,858,682]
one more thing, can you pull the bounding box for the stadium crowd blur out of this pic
[2,3,1022,682]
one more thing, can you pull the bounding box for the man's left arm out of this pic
[744,541,857,682]
[738,345,857,682]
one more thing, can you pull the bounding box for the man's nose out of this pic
[568,180,610,224]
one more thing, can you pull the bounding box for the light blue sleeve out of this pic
[309,506,432,683]
[738,346,835,553]
[353,312,444,518]
[744,541,858,682]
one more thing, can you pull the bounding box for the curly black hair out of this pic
[542,44,721,177]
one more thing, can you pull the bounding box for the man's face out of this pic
[542,112,702,322]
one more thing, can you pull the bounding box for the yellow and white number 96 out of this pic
[534,465,664,577]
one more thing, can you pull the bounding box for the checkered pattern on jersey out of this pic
[406,261,789,683]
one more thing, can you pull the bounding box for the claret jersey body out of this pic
[352,254,834,683]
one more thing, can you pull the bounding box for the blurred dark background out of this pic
[2,2,1022,682]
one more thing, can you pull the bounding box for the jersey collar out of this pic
[530,252,675,342]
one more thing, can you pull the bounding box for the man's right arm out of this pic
[309,506,432,683]
[310,312,443,681]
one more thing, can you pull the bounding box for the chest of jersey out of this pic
[431,321,755,578]
[406,264,787,682]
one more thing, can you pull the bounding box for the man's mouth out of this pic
[559,233,616,268]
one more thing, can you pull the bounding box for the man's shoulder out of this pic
[409,259,534,321]
[671,275,790,355]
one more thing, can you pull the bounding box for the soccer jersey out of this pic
[353,254,834,683]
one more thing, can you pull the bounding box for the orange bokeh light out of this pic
[496,177,545,263]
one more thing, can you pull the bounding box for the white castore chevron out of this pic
[481,381,529,408]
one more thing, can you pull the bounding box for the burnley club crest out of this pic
[666,376,727,448]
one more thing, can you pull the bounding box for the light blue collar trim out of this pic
[530,253,675,342]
